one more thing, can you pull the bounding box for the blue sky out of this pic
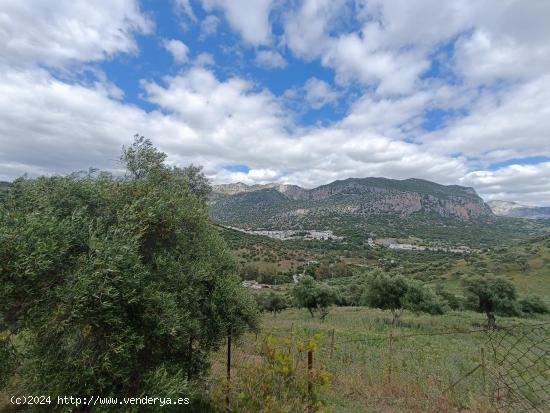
[1,0,550,204]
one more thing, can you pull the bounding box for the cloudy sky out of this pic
[1,0,550,204]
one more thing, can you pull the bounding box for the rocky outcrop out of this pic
[210,177,494,228]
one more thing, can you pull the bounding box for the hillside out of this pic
[209,177,539,246]
[488,200,550,219]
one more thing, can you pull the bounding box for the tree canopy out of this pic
[292,276,338,320]
[0,136,258,402]
[463,274,519,327]
[362,270,445,324]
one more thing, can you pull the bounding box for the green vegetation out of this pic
[463,275,520,328]
[210,334,330,413]
[293,276,339,320]
[210,178,550,247]
[0,137,258,407]
[212,307,548,413]
[0,137,548,412]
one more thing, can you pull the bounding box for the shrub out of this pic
[260,292,290,316]
[212,335,330,413]
[519,295,549,315]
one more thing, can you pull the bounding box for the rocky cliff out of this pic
[210,178,494,236]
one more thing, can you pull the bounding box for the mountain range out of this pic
[487,200,550,219]
[209,177,514,245]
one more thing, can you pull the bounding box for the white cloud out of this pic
[322,26,429,94]
[283,0,346,59]
[0,66,464,192]
[461,163,550,205]
[200,0,274,45]
[194,52,216,67]
[255,50,287,69]
[423,74,550,163]
[1,0,550,206]
[0,0,152,68]
[200,15,219,39]
[303,78,338,109]
[174,0,196,21]
[162,39,190,63]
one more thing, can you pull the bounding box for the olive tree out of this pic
[362,271,445,325]
[0,136,258,402]
[292,276,338,320]
[463,275,519,328]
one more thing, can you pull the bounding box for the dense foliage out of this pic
[0,137,258,403]
[463,275,519,327]
[362,271,445,324]
[292,276,338,320]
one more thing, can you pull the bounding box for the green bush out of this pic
[259,292,290,316]
[362,270,447,324]
[292,276,338,320]
[463,275,520,327]
[212,335,330,413]
[519,295,549,315]
[0,136,258,403]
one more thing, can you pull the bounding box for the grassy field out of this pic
[439,236,550,300]
[210,307,549,413]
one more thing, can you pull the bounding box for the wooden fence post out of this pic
[388,329,394,384]
[330,328,335,359]
[226,328,231,413]
[308,349,313,412]
[480,346,486,394]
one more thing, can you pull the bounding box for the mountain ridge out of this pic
[488,200,550,219]
[209,177,498,244]
[213,177,480,201]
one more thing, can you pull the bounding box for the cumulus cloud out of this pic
[303,78,339,109]
[0,0,152,68]
[255,50,287,69]
[162,39,190,63]
[1,0,550,206]
[461,163,550,205]
[423,74,550,163]
[200,0,274,45]
[0,65,464,191]
[200,15,219,39]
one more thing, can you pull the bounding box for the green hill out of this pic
[210,177,548,246]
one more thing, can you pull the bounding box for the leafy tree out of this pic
[121,134,167,179]
[362,271,410,325]
[0,135,258,403]
[463,275,519,328]
[305,264,318,278]
[402,281,446,315]
[434,285,464,310]
[292,276,337,320]
[519,295,549,315]
[362,271,445,324]
[261,292,289,316]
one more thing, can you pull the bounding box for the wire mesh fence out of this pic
[485,323,549,412]
[213,319,549,412]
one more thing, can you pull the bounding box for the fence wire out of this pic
[217,321,549,413]
[485,323,549,412]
